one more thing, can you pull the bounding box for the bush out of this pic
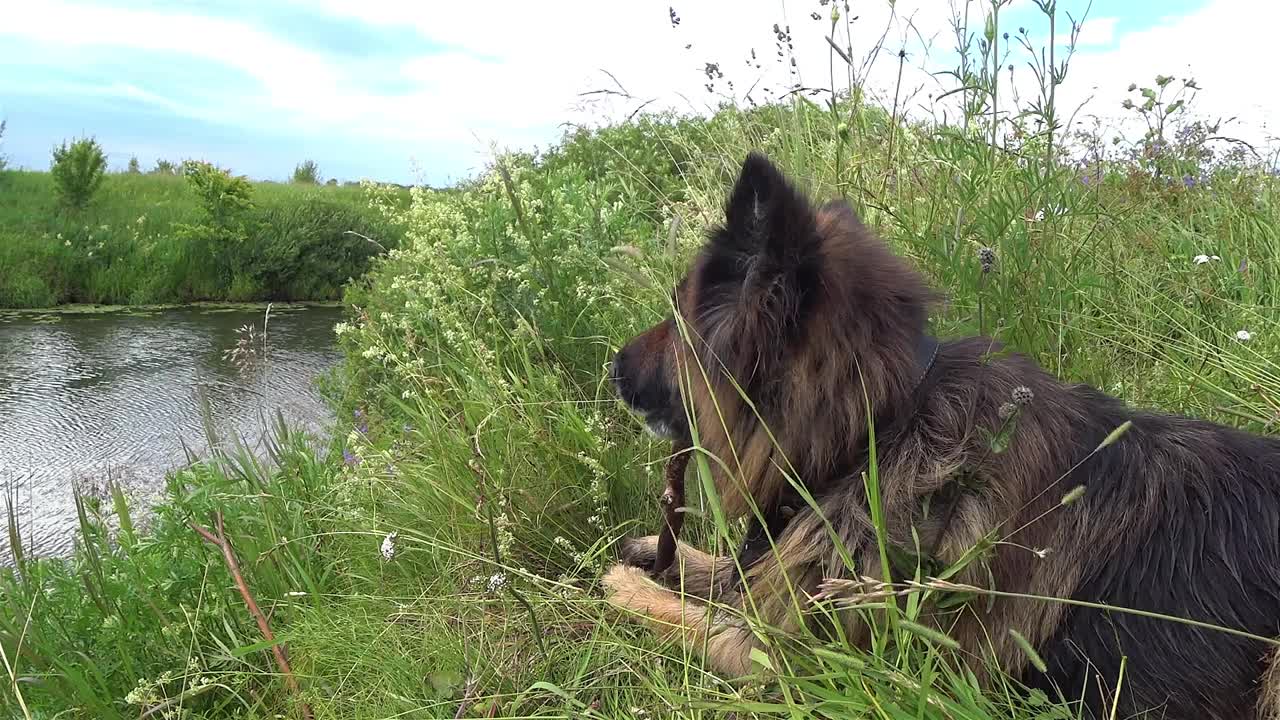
[152,159,177,175]
[247,196,396,299]
[50,136,107,209]
[126,155,141,174]
[183,160,254,226]
[292,159,320,184]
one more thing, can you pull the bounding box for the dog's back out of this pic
[1028,380,1280,717]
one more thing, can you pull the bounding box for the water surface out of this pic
[0,304,342,558]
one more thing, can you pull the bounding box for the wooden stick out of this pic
[652,440,692,574]
[192,511,314,720]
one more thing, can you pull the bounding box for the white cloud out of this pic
[290,0,965,171]
[4,0,1277,183]
[1058,16,1117,47]
[1048,0,1280,157]
[3,1,337,120]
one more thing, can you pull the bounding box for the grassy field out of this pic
[0,169,408,308]
[4,8,1280,720]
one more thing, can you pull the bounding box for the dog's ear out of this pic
[697,153,822,386]
[721,152,818,269]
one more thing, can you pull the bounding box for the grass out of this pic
[4,3,1280,718]
[0,169,409,308]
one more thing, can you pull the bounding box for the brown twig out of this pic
[453,678,477,719]
[192,511,314,720]
[653,440,692,574]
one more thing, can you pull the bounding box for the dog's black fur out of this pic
[603,152,1280,719]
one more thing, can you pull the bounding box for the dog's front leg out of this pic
[601,564,759,678]
[616,535,738,601]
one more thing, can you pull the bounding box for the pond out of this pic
[0,304,344,559]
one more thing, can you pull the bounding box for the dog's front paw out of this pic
[601,564,663,615]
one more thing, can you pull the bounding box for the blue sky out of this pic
[4,0,1270,188]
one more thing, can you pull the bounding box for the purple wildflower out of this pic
[1183,175,1197,189]
[343,448,361,466]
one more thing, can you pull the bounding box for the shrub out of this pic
[166,161,256,294]
[246,196,396,299]
[183,160,254,227]
[152,159,177,175]
[50,136,107,209]
[126,155,141,173]
[292,159,321,184]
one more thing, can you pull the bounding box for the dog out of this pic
[602,151,1280,718]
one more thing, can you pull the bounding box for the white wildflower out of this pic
[380,531,398,561]
[1193,254,1221,265]
[1236,330,1253,342]
[487,572,508,594]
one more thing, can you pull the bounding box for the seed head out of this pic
[978,246,997,273]
[1011,386,1034,407]
[998,402,1017,420]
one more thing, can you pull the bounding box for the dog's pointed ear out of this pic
[722,152,817,265]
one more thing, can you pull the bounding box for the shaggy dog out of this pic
[602,152,1280,719]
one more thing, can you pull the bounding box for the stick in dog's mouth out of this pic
[652,439,691,574]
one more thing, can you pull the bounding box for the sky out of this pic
[1,0,1275,187]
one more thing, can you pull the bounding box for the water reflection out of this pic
[0,305,343,558]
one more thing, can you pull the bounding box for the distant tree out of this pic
[292,159,321,184]
[152,159,177,175]
[127,155,141,174]
[50,136,108,209]
[0,119,7,171]
[325,178,338,187]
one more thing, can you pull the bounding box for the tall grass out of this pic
[0,170,408,308]
[4,2,1280,718]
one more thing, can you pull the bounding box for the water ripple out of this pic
[0,306,343,559]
